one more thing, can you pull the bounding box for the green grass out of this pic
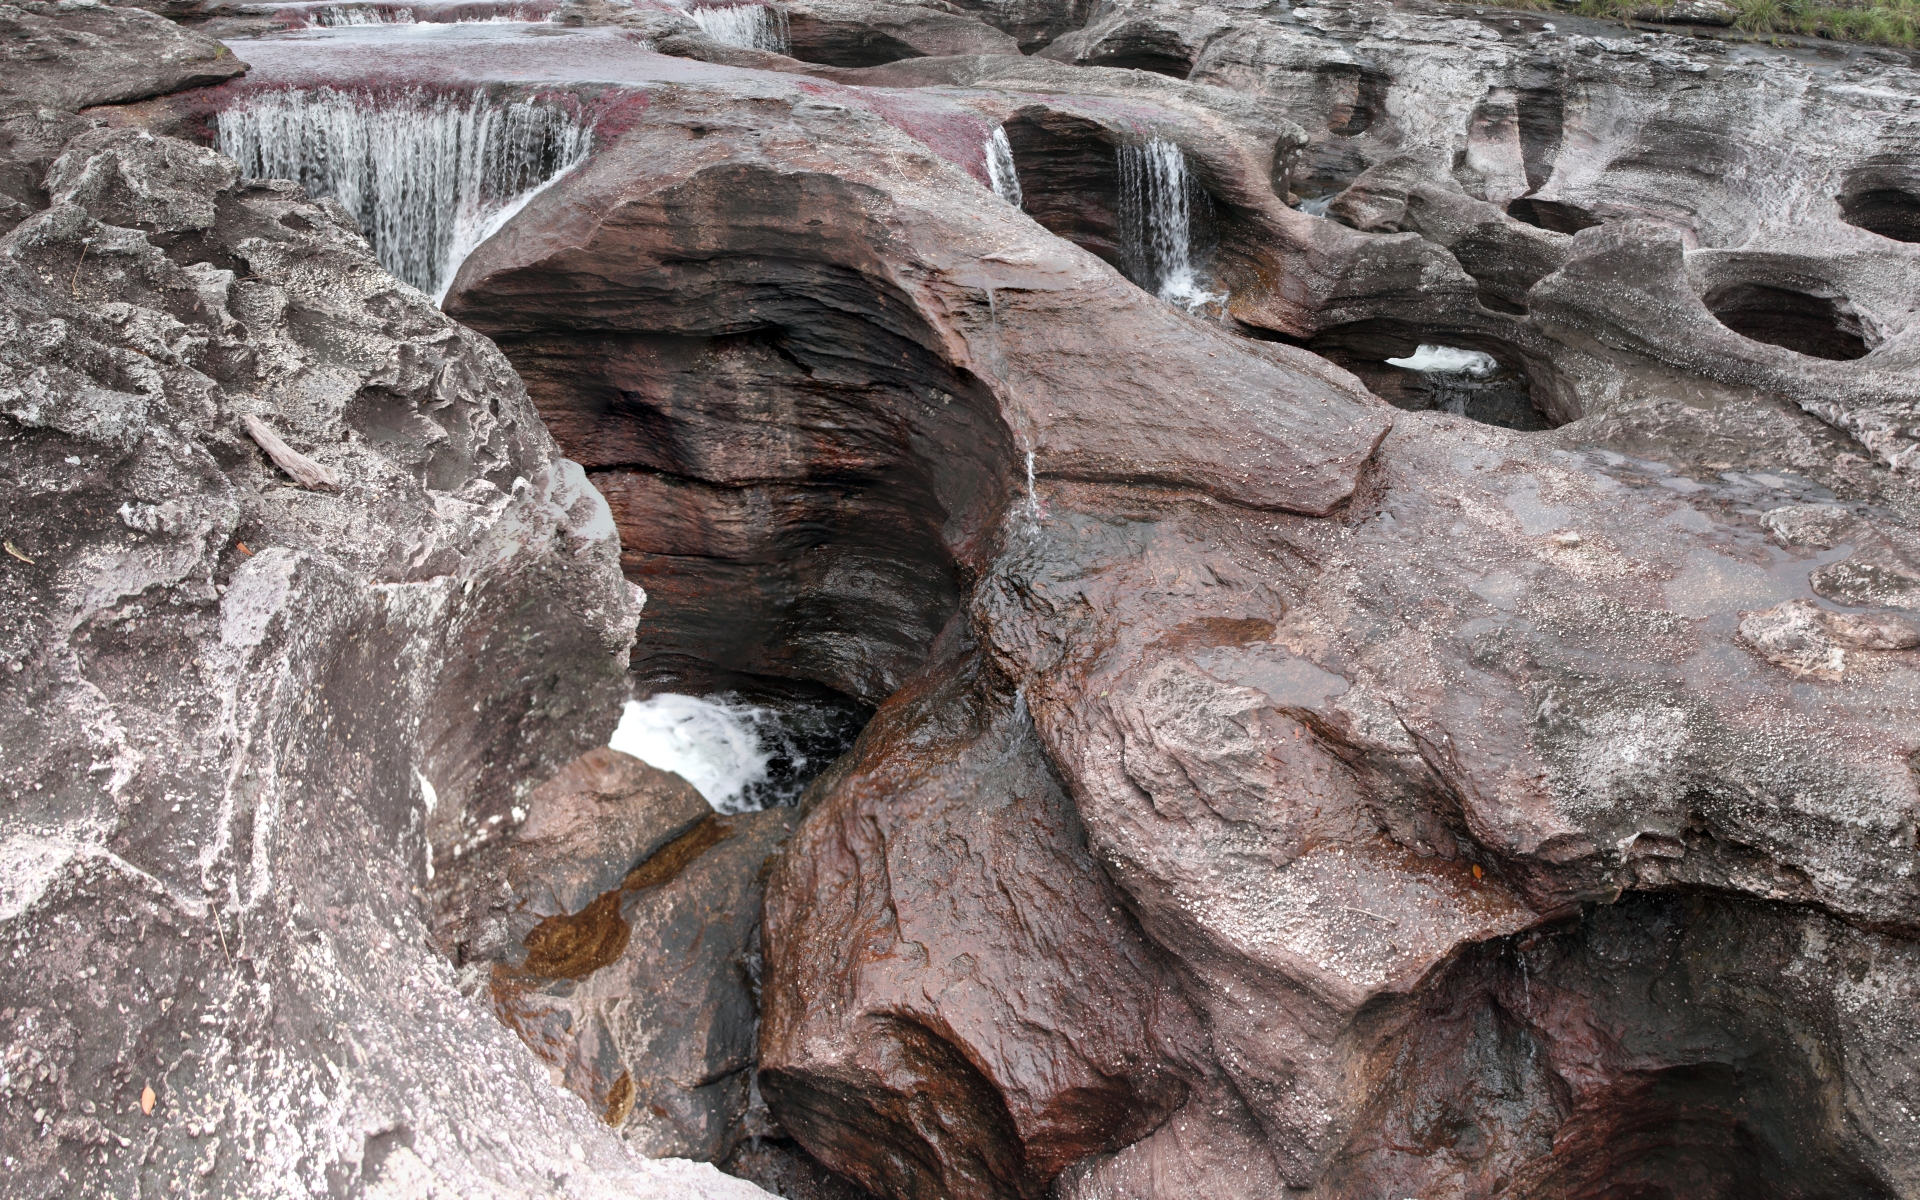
[1499,0,1920,48]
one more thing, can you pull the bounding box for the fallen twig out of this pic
[242,414,340,491]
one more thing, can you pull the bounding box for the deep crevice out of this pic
[1507,196,1602,234]
[1309,322,1557,431]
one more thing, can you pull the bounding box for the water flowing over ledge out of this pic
[686,2,791,53]
[1117,138,1222,311]
[215,87,590,302]
[609,693,865,814]
[985,125,1023,209]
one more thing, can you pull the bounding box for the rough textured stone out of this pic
[438,62,1384,705]
[17,3,1920,1198]
[759,624,1204,1200]
[0,0,245,115]
[0,110,759,1200]
[0,0,245,234]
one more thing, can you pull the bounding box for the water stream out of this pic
[313,5,415,25]
[686,3,790,52]
[985,126,1023,209]
[1117,138,1221,311]
[215,87,590,302]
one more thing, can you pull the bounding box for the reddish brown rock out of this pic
[443,72,1388,705]
[172,11,1920,1197]
[757,626,1206,1200]
[433,746,712,963]
[494,807,798,1162]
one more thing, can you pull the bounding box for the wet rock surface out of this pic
[365,7,1920,1195]
[492,801,796,1162]
[11,1,1920,1197]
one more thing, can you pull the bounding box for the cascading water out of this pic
[687,3,790,53]
[312,5,415,26]
[1117,138,1222,311]
[609,692,866,814]
[985,126,1023,209]
[215,88,590,303]
[1382,343,1548,429]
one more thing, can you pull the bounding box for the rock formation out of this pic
[0,8,756,1197]
[7,0,1920,1197]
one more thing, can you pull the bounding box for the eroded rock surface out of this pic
[414,14,1920,1198]
[493,799,796,1162]
[13,2,1920,1198]
[0,50,760,1200]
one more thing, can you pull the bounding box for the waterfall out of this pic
[688,4,790,53]
[985,126,1023,209]
[312,5,415,25]
[1384,345,1499,376]
[1117,138,1222,310]
[215,88,590,303]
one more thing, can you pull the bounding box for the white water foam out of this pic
[985,125,1023,209]
[1299,195,1334,217]
[1117,138,1223,311]
[1385,344,1500,376]
[688,3,790,52]
[609,692,861,814]
[611,694,772,814]
[215,87,590,303]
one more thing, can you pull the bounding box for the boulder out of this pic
[758,626,1206,1200]
[0,116,762,1199]
[434,746,712,964]
[494,806,798,1162]
[0,0,245,232]
[0,0,245,116]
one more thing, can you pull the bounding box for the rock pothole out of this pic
[1505,195,1602,234]
[1839,171,1920,243]
[1703,281,1875,361]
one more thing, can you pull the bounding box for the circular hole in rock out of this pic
[1702,282,1871,361]
[1838,187,1920,244]
[1311,329,1555,431]
[609,687,869,814]
[1506,196,1602,234]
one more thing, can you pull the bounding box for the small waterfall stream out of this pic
[687,3,791,53]
[985,126,1023,209]
[215,88,590,302]
[1117,138,1221,310]
[312,5,415,25]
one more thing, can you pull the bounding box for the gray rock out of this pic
[435,746,713,965]
[0,113,760,1199]
[0,0,245,115]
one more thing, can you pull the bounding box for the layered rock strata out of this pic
[12,1,1920,1198]
[426,18,1920,1199]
